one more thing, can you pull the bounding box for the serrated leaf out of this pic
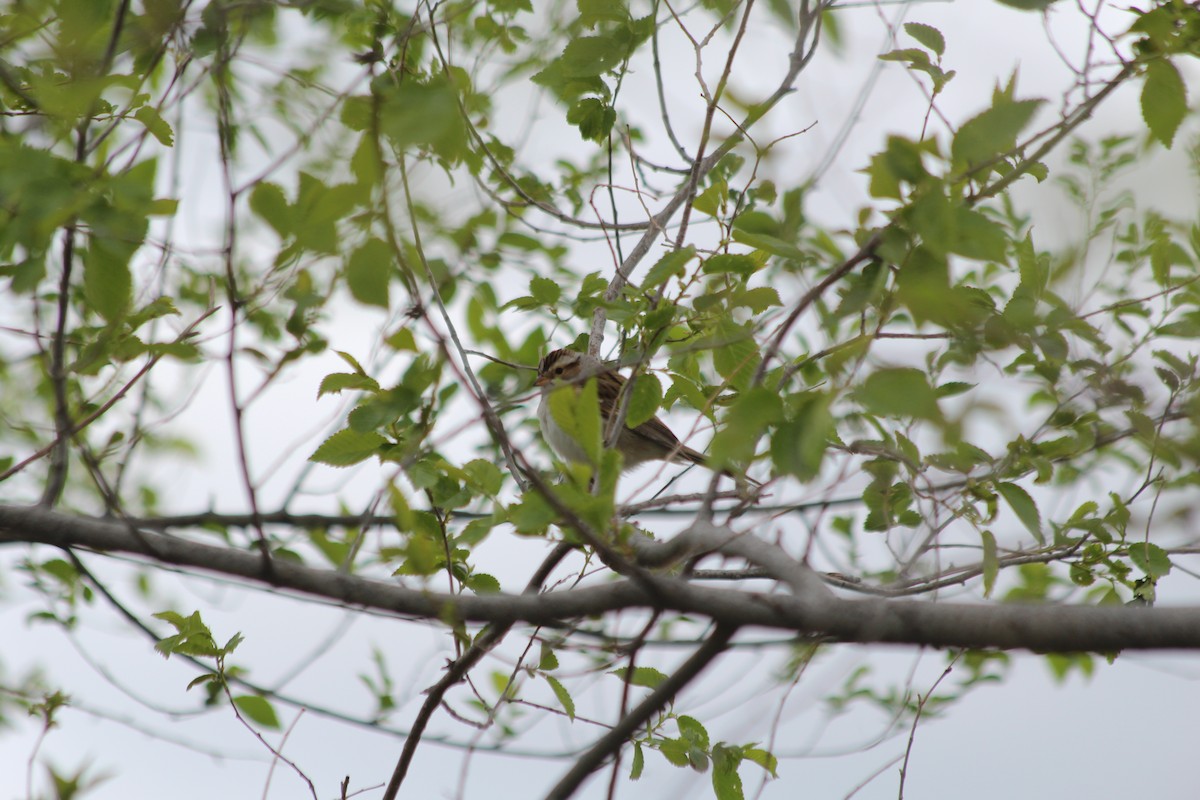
[1141,59,1187,149]
[538,643,558,671]
[733,286,781,313]
[730,229,805,260]
[249,182,291,236]
[856,368,940,421]
[952,98,1044,169]
[318,372,380,397]
[233,695,281,729]
[625,373,663,429]
[530,275,562,305]
[544,674,575,719]
[997,482,1042,543]
[678,715,710,748]
[310,428,386,467]
[712,744,744,800]
[692,181,726,216]
[631,741,645,779]
[711,319,760,391]
[770,393,832,481]
[1128,541,1171,578]
[558,34,626,77]
[463,458,504,495]
[346,238,392,309]
[466,572,501,594]
[386,327,417,351]
[981,529,998,597]
[335,350,367,374]
[134,106,175,146]
[936,381,975,398]
[186,673,219,691]
[743,747,778,777]
[996,0,1058,8]
[905,22,945,55]
[508,490,557,535]
[702,254,759,277]
[659,737,690,767]
[567,97,616,141]
[879,48,932,66]
[611,665,667,689]
[644,246,696,289]
[83,241,133,321]
[710,387,782,467]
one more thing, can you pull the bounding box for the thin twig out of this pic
[543,624,737,800]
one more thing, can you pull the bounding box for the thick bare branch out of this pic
[5,505,1200,653]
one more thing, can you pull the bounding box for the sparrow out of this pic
[534,348,708,471]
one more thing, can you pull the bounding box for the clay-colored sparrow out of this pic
[535,349,707,471]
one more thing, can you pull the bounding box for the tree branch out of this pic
[544,623,736,800]
[6,505,1200,653]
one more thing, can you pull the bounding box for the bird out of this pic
[534,348,708,471]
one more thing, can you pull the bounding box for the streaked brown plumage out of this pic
[535,349,707,470]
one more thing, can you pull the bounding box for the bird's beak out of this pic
[534,374,549,387]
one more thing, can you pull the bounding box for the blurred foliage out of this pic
[3,0,1200,798]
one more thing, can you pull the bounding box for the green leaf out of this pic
[83,240,133,321]
[856,368,940,421]
[335,350,368,374]
[134,106,175,146]
[678,715,710,748]
[463,458,504,495]
[981,530,998,597]
[559,34,626,77]
[631,741,645,780]
[567,97,616,141]
[693,181,726,216]
[732,286,781,313]
[771,393,833,481]
[466,572,501,594]
[905,22,945,55]
[644,246,696,289]
[346,238,392,309]
[548,376,603,465]
[508,490,557,535]
[743,747,778,777]
[995,0,1059,9]
[997,482,1042,543]
[310,428,386,467]
[712,744,745,800]
[233,695,281,729]
[249,182,291,236]
[386,327,418,351]
[379,76,469,162]
[611,665,667,689]
[625,373,663,429]
[936,381,975,398]
[318,372,381,397]
[1127,541,1172,578]
[702,254,759,277]
[730,229,805,260]
[659,737,691,767]
[879,48,932,67]
[1141,59,1187,149]
[952,98,1044,169]
[711,319,760,391]
[544,674,575,719]
[530,275,562,305]
[710,387,782,467]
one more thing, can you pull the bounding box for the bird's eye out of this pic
[554,366,563,375]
